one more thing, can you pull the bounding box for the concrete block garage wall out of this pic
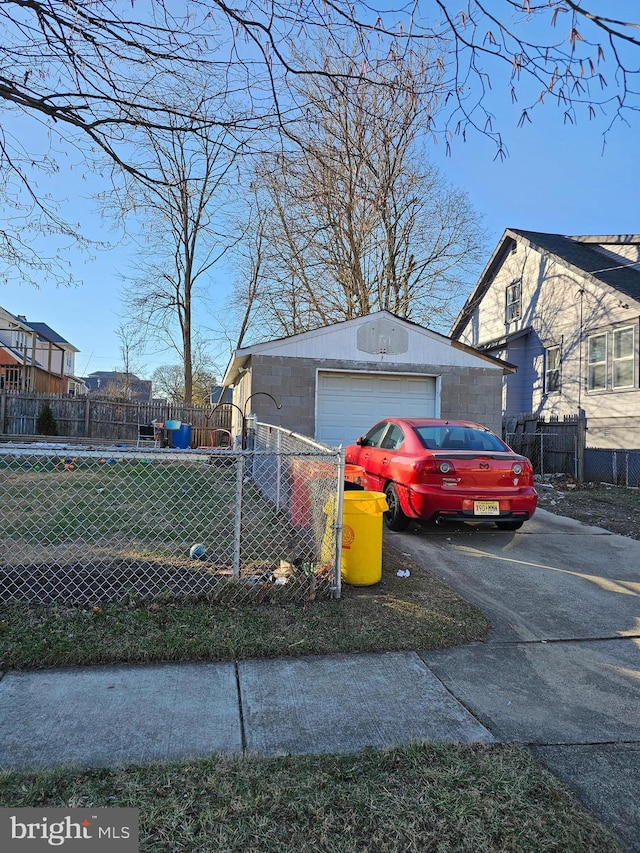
[247,355,317,437]
[246,355,503,440]
[439,367,503,435]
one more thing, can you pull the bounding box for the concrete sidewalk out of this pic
[2,647,637,852]
[0,651,495,770]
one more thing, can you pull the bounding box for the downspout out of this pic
[578,287,584,412]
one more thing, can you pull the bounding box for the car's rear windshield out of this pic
[415,425,510,453]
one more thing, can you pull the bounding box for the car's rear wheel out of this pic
[495,520,524,531]
[384,483,410,531]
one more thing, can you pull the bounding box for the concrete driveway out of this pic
[393,507,640,853]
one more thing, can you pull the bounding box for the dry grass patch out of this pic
[0,544,489,670]
[0,743,621,852]
[537,481,640,540]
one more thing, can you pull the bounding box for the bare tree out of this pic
[3,2,638,172]
[111,111,239,404]
[235,45,485,338]
[3,2,640,284]
[152,361,218,405]
[151,365,185,404]
[423,1,640,155]
[114,322,147,399]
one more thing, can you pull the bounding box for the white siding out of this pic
[241,313,497,369]
[456,235,640,447]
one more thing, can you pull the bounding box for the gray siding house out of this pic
[84,371,152,402]
[451,230,640,450]
[222,311,512,448]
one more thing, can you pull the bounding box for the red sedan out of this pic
[345,418,538,531]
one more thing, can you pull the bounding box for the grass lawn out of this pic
[0,535,623,850]
[0,545,488,669]
[1,454,341,603]
[2,456,288,564]
[0,745,621,852]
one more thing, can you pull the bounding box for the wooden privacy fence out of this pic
[0,392,232,447]
[504,413,587,480]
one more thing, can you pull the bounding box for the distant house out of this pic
[222,310,512,447]
[84,371,152,402]
[0,307,86,395]
[450,230,640,449]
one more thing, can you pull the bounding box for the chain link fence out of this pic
[583,448,640,487]
[506,428,640,487]
[0,425,344,606]
[505,432,580,479]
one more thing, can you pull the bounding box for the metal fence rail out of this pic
[0,426,343,605]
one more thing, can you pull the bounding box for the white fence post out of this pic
[276,429,282,512]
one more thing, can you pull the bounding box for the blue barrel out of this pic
[171,423,192,449]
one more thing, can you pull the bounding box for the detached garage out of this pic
[222,311,512,447]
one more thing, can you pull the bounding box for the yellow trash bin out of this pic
[341,491,388,586]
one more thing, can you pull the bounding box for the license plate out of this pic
[474,501,500,515]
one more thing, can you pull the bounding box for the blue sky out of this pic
[4,58,639,381]
[432,106,640,241]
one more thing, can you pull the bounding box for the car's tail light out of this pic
[413,459,437,477]
[512,458,534,484]
[413,459,456,479]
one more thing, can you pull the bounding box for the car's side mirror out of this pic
[356,436,366,446]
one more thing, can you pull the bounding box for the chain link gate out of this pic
[0,425,344,605]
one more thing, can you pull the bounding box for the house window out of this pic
[587,334,607,390]
[545,346,561,394]
[612,327,635,389]
[505,281,521,323]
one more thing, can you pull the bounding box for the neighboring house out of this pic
[222,311,513,447]
[0,307,86,395]
[450,230,640,450]
[84,371,153,402]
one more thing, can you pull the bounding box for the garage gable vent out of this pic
[357,319,409,355]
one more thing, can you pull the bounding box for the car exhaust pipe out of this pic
[435,516,445,525]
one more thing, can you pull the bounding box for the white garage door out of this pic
[316,372,437,448]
